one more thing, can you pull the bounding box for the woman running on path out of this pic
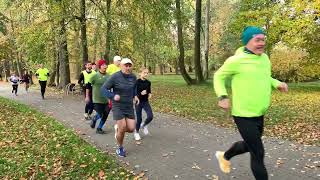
[102,58,139,157]
[133,67,153,141]
[9,73,20,96]
[21,71,31,92]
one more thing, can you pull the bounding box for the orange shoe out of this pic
[215,151,231,173]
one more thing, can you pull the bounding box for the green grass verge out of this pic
[0,97,133,179]
[149,75,320,145]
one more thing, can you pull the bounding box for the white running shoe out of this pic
[134,131,141,141]
[143,125,149,135]
[84,113,89,120]
[140,122,144,129]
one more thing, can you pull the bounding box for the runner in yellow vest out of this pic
[106,55,121,75]
[78,62,96,120]
[36,64,49,99]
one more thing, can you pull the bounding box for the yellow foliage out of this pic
[270,43,319,82]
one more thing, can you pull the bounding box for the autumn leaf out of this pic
[99,170,105,177]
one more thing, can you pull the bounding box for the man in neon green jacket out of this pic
[213,26,288,180]
[36,64,49,99]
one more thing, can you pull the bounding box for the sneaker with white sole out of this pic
[134,131,141,141]
[84,113,89,120]
[88,114,93,120]
[116,146,126,157]
[215,151,231,173]
[143,125,149,135]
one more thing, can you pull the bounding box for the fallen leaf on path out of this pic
[133,172,145,180]
[212,175,219,180]
[192,163,201,170]
[276,159,284,167]
[162,153,168,157]
[99,170,105,177]
[135,141,142,145]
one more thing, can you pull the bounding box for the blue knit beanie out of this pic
[241,26,265,45]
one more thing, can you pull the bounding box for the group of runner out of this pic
[79,56,154,157]
[5,26,290,179]
[7,63,48,98]
[8,71,32,96]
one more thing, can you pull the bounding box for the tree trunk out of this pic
[9,52,15,73]
[194,0,204,83]
[175,58,179,74]
[16,57,22,77]
[4,59,10,82]
[56,60,60,87]
[0,65,3,79]
[80,0,89,66]
[9,10,22,77]
[16,51,24,77]
[175,0,194,85]
[48,50,58,86]
[29,70,34,84]
[72,22,82,77]
[148,66,152,74]
[152,65,156,75]
[104,0,112,64]
[48,64,57,86]
[93,20,102,61]
[58,18,71,89]
[143,12,147,67]
[203,0,210,79]
[159,64,165,75]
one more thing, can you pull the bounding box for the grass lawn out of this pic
[149,74,320,145]
[0,97,133,179]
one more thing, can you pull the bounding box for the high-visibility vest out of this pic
[83,70,96,84]
[106,64,121,75]
[36,68,49,81]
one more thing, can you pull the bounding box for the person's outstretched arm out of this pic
[101,76,115,99]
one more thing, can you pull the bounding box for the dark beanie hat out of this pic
[241,26,265,45]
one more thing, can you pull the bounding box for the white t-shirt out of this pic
[10,76,19,85]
